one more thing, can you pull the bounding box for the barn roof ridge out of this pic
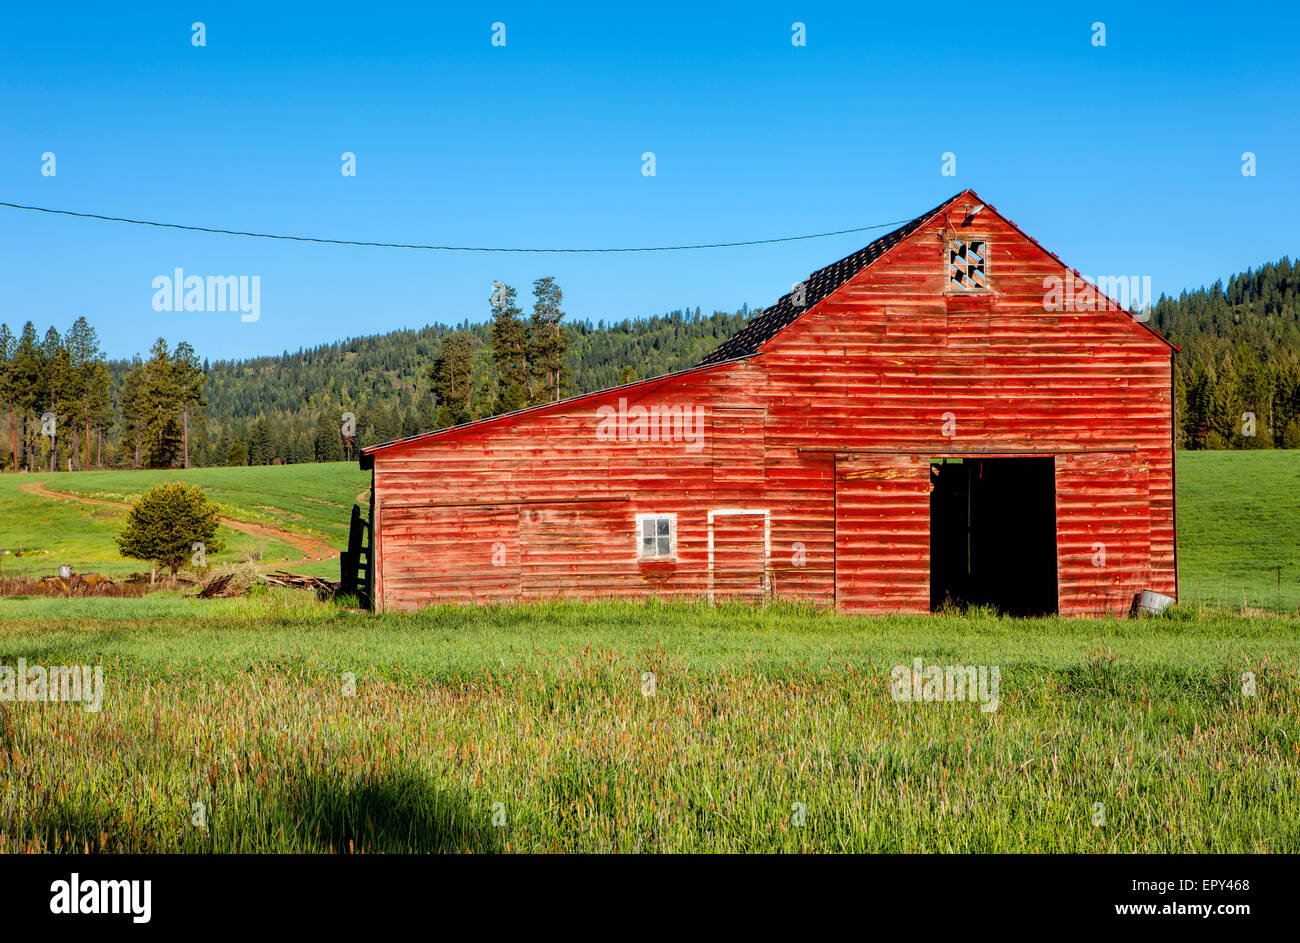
[696,189,1178,362]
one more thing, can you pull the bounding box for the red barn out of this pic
[358,190,1178,616]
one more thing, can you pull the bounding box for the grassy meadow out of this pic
[0,463,369,579]
[0,451,1297,852]
[1175,450,1300,610]
[0,595,1296,852]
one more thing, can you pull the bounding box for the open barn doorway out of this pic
[930,457,1058,616]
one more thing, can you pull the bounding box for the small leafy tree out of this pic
[115,482,225,575]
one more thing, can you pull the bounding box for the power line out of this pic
[0,199,911,254]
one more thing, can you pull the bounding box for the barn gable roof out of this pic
[697,189,1177,364]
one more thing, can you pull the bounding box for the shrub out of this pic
[115,482,226,575]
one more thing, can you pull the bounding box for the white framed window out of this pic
[636,513,677,560]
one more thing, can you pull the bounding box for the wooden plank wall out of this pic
[710,511,768,601]
[758,203,1174,612]
[712,407,765,485]
[518,500,646,599]
[834,455,930,613]
[1055,452,1152,616]
[381,505,519,607]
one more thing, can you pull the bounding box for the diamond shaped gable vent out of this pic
[948,238,987,291]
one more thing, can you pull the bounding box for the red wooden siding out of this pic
[519,501,633,598]
[834,455,930,613]
[366,190,1176,616]
[712,407,765,485]
[709,510,769,601]
[1055,452,1152,616]
[380,505,519,608]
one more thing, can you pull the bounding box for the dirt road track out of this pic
[18,480,338,569]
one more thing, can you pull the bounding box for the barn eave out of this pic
[359,354,754,469]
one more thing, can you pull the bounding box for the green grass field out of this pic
[0,595,1295,852]
[0,463,369,579]
[0,452,1297,853]
[1175,451,1300,610]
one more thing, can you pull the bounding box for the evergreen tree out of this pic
[118,356,147,468]
[0,325,16,470]
[489,282,531,411]
[139,339,185,468]
[529,276,569,404]
[1232,341,1272,449]
[248,415,275,465]
[428,330,477,425]
[314,410,344,462]
[41,327,69,471]
[226,433,249,466]
[11,324,42,471]
[173,341,206,468]
[63,317,112,470]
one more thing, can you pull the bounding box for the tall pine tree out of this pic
[489,282,530,413]
[529,276,569,404]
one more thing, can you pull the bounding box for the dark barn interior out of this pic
[929,457,1058,615]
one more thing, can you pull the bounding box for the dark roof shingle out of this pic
[697,193,960,365]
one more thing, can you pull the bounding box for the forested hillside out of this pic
[3,255,1297,471]
[159,306,748,467]
[1149,257,1300,448]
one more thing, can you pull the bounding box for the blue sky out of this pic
[0,2,1296,362]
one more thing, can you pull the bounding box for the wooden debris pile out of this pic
[196,572,243,598]
[196,569,337,600]
[263,570,338,599]
[39,572,120,596]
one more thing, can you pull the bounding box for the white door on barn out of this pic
[708,509,770,602]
